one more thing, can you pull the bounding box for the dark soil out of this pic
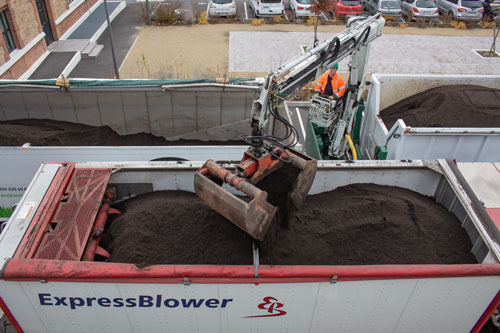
[103,184,476,267]
[0,119,244,146]
[102,191,254,267]
[380,85,500,129]
[259,183,476,265]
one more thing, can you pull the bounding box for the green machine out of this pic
[304,96,365,160]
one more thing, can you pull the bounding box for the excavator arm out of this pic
[195,14,385,240]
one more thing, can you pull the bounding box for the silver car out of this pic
[436,0,484,20]
[290,0,316,18]
[208,0,237,17]
[400,0,440,20]
[363,0,403,18]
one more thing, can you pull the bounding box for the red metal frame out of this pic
[82,192,120,261]
[3,258,500,283]
[33,168,111,260]
[471,290,500,333]
[0,297,23,333]
[14,163,75,259]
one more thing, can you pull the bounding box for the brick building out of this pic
[0,0,98,79]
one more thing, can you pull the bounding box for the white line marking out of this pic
[206,1,210,18]
[119,32,141,72]
[321,12,327,20]
[244,1,248,19]
[284,10,288,20]
[296,107,306,142]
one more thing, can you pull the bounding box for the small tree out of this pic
[309,0,332,47]
[490,19,500,57]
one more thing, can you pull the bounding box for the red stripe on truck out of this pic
[2,258,500,283]
[471,290,500,333]
[0,297,23,333]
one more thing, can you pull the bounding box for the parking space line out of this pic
[244,1,248,20]
[321,12,328,21]
[206,1,210,19]
[284,11,288,20]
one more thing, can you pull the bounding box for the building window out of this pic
[0,10,16,53]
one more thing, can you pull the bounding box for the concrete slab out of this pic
[229,31,499,74]
[48,40,89,52]
[68,1,121,40]
[29,52,76,79]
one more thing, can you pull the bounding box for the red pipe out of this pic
[81,192,120,261]
[4,259,500,281]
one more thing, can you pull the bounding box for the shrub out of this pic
[273,15,283,24]
[198,10,208,24]
[139,0,182,25]
[479,20,495,29]
[251,18,265,25]
[306,16,319,26]
[451,20,467,29]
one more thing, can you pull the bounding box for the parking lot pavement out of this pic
[228,31,499,75]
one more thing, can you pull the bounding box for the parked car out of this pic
[331,0,363,16]
[400,0,440,20]
[290,0,316,18]
[249,0,285,16]
[363,0,403,18]
[208,0,237,17]
[436,0,483,20]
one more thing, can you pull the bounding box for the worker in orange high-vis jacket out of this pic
[314,63,345,100]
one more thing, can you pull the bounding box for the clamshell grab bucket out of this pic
[194,160,277,240]
[194,150,317,241]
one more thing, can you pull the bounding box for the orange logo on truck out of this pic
[245,296,287,318]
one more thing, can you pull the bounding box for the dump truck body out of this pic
[359,74,500,161]
[0,160,499,332]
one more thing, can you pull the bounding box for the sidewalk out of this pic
[28,0,138,79]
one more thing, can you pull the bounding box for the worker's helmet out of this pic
[330,63,339,69]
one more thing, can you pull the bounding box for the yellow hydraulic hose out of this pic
[345,134,358,160]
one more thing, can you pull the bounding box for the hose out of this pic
[345,133,358,160]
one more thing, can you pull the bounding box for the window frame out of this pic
[0,9,16,53]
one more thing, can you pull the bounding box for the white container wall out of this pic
[0,160,499,332]
[0,82,260,218]
[359,74,500,161]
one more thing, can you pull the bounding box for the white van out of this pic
[249,0,285,16]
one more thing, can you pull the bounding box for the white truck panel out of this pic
[1,277,498,333]
[360,74,500,162]
[0,147,247,220]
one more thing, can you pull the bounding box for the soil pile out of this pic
[103,184,476,267]
[380,85,500,129]
[0,119,244,146]
[259,183,476,265]
[102,191,254,267]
